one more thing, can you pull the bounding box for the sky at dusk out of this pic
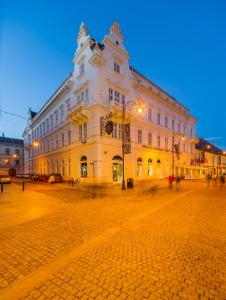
[0,0,226,148]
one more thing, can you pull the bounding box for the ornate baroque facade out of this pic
[23,22,200,183]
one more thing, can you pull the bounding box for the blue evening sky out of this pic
[0,0,226,148]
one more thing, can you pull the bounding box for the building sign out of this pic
[100,113,112,136]
[105,121,113,135]
[124,123,131,154]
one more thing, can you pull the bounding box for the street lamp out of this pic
[121,99,143,190]
[171,132,186,177]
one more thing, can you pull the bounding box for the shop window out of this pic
[80,156,87,177]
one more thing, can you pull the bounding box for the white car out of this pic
[0,175,11,184]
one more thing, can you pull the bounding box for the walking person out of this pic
[168,175,174,190]
[219,175,225,191]
[206,174,211,186]
[175,176,181,192]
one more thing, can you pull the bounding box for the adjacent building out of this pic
[194,138,226,177]
[0,134,24,175]
[23,22,200,183]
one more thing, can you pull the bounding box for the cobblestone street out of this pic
[0,181,225,300]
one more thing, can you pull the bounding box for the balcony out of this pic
[67,100,90,125]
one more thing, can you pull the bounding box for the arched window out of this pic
[80,156,87,161]
[80,156,87,177]
[148,158,152,163]
[157,159,161,164]
[137,157,143,176]
[112,155,122,161]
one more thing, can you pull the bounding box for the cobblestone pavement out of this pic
[0,181,225,299]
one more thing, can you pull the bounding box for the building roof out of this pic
[0,136,24,145]
[196,137,223,155]
[130,66,189,113]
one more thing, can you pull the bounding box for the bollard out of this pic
[1,183,3,192]
[22,181,25,191]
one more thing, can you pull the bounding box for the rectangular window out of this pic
[190,127,193,137]
[83,122,87,139]
[81,91,85,101]
[115,91,120,102]
[112,122,117,138]
[5,148,10,155]
[118,123,123,139]
[148,133,152,146]
[108,88,113,101]
[60,107,64,123]
[172,120,175,130]
[68,130,71,144]
[80,63,84,74]
[15,148,20,155]
[77,94,80,102]
[50,115,53,130]
[114,61,120,73]
[121,94,125,104]
[79,125,82,140]
[165,137,168,150]
[178,123,181,133]
[157,113,161,125]
[165,116,168,128]
[157,136,161,148]
[55,111,58,126]
[62,134,64,147]
[85,89,89,102]
[138,130,142,144]
[148,109,152,121]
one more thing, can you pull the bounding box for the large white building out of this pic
[23,22,199,183]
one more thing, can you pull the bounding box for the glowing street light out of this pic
[33,141,40,147]
[13,153,17,158]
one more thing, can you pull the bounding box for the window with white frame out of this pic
[113,60,120,73]
[79,63,84,74]
[60,106,64,123]
[148,133,152,146]
[138,130,142,144]
[115,91,120,102]
[79,123,87,141]
[85,89,89,102]
[112,122,117,138]
[108,88,113,101]
[118,124,123,139]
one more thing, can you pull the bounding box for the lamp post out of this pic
[121,98,143,190]
[171,131,185,177]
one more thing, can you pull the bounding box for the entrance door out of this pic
[112,163,122,182]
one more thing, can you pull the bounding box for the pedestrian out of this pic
[212,174,218,186]
[168,175,174,190]
[219,175,225,190]
[175,176,181,192]
[206,174,211,186]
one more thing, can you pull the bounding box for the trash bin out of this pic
[127,178,134,189]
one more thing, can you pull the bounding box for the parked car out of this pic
[36,175,49,182]
[48,173,63,184]
[0,175,11,184]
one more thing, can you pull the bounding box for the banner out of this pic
[124,123,131,154]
